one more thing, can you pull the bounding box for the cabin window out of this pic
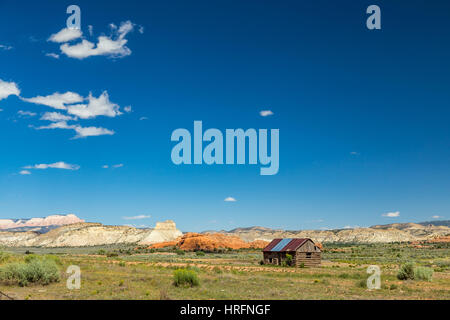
[306,253,312,259]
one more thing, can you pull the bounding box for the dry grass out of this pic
[0,244,449,300]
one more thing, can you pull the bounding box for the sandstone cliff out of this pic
[218,223,450,244]
[0,220,182,247]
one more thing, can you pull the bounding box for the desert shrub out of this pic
[389,284,398,290]
[43,255,62,266]
[299,262,305,268]
[213,267,223,274]
[414,267,433,281]
[106,252,118,257]
[173,268,199,287]
[0,251,10,264]
[397,262,415,280]
[259,260,264,265]
[285,254,293,266]
[195,251,205,256]
[0,259,60,286]
[356,279,367,288]
[338,273,350,279]
[97,249,106,255]
[119,261,126,267]
[175,249,185,256]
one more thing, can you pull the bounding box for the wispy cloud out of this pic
[224,197,237,202]
[23,161,80,171]
[432,215,443,219]
[139,116,148,121]
[382,211,400,218]
[0,44,13,51]
[58,21,137,59]
[17,110,36,117]
[48,28,82,43]
[259,110,274,117]
[113,164,123,168]
[22,92,84,110]
[40,112,75,122]
[350,151,360,156]
[24,91,122,119]
[45,53,60,59]
[123,215,151,220]
[19,170,31,175]
[34,121,114,139]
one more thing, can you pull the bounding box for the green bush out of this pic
[175,249,185,256]
[173,268,199,287]
[106,252,119,257]
[397,262,415,280]
[0,251,10,264]
[414,267,433,281]
[195,251,205,256]
[285,254,293,266]
[0,259,60,286]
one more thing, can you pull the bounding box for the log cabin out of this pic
[262,238,321,267]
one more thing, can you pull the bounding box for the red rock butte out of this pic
[148,232,269,251]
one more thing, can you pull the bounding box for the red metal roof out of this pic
[263,238,311,252]
[282,238,308,251]
[262,238,282,252]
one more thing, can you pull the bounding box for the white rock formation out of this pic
[0,220,183,247]
[0,214,84,230]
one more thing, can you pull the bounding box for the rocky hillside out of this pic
[0,220,182,247]
[148,232,269,251]
[216,222,450,244]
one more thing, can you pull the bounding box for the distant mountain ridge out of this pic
[212,221,450,244]
[0,214,84,232]
[0,220,182,247]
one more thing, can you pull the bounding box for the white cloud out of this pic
[0,44,13,51]
[22,92,84,110]
[18,110,36,117]
[73,125,114,139]
[260,110,274,117]
[139,116,148,120]
[60,21,135,59]
[19,170,31,175]
[24,161,80,170]
[124,106,132,113]
[123,215,151,220]
[35,121,114,139]
[102,165,109,169]
[138,26,144,34]
[113,164,123,168]
[432,215,443,219]
[88,25,93,36]
[48,28,83,43]
[45,53,60,59]
[40,112,75,122]
[67,91,121,119]
[350,151,360,156]
[382,211,400,218]
[23,91,122,119]
[0,79,20,101]
[224,197,237,202]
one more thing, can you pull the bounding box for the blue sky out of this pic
[0,0,449,232]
